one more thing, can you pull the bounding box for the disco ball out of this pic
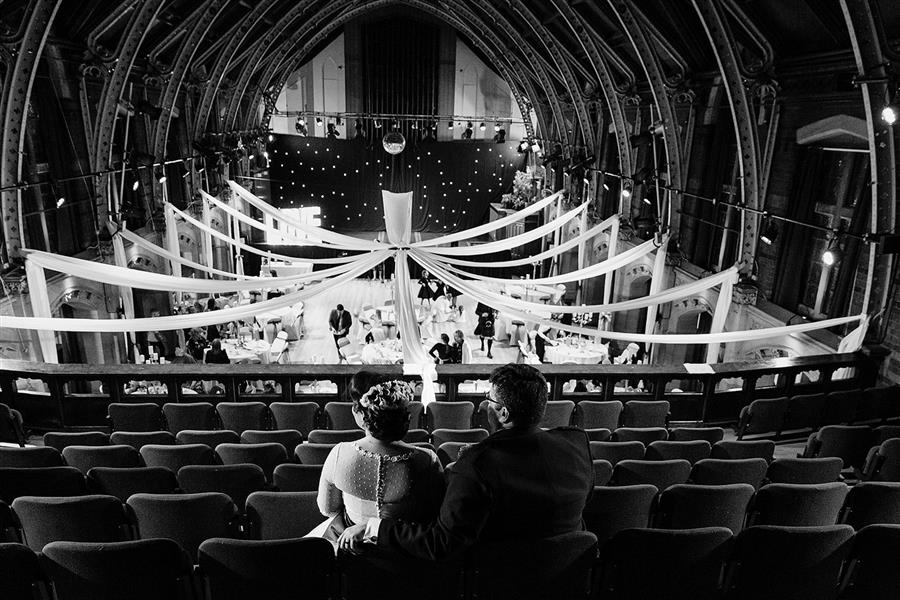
[382,131,406,155]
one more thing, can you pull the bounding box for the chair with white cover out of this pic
[269,332,288,364]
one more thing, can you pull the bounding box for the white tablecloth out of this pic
[362,339,404,364]
[221,339,271,363]
[544,343,607,365]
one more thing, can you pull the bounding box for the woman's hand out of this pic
[337,523,368,554]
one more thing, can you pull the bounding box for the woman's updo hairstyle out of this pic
[353,379,413,441]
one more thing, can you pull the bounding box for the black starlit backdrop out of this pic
[268,134,526,233]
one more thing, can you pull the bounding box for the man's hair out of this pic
[488,363,547,427]
[336,304,344,311]
[440,333,450,343]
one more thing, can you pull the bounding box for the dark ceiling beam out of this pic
[85,0,138,61]
[631,3,688,87]
[570,3,636,92]
[720,0,775,76]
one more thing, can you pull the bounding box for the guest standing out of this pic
[204,338,229,364]
[328,303,353,349]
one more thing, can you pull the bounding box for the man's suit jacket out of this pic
[328,309,352,336]
[378,425,593,560]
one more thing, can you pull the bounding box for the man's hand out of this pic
[337,523,368,554]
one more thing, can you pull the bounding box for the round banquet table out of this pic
[221,339,271,363]
[544,342,607,365]
[362,339,404,364]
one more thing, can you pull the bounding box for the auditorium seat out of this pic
[61,445,142,474]
[621,400,669,428]
[602,527,734,600]
[690,458,769,489]
[43,431,109,452]
[737,397,788,439]
[645,440,712,464]
[612,459,692,492]
[431,428,489,446]
[840,482,900,529]
[270,402,320,436]
[408,400,425,429]
[273,464,323,492]
[589,441,645,465]
[585,428,612,441]
[307,429,365,444]
[766,457,843,484]
[110,430,177,450]
[873,425,900,444]
[655,484,754,534]
[294,443,335,465]
[128,492,239,560]
[592,459,613,486]
[582,484,658,547]
[0,404,27,447]
[864,438,900,481]
[199,537,334,600]
[0,445,63,468]
[323,402,358,430]
[748,482,849,527]
[12,495,130,550]
[711,440,776,462]
[176,429,240,447]
[216,402,270,435]
[821,390,861,425]
[668,427,726,444]
[162,402,217,434]
[107,403,164,432]
[86,467,179,501]
[241,429,303,457]
[858,385,900,423]
[611,427,668,444]
[802,425,872,472]
[539,400,575,428]
[425,401,474,430]
[177,464,267,511]
[0,501,17,543]
[574,400,623,431]
[840,524,900,600]
[140,443,217,473]
[402,428,431,443]
[245,491,322,540]
[411,441,436,453]
[724,525,853,600]
[0,467,87,503]
[215,442,287,482]
[41,538,194,600]
[782,393,826,432]
[437,442,472,466]
[0,542,44,600]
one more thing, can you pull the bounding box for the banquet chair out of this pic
[540,400,575,428]
[177,464,267,512]
[216,402,271,435]
[162,402,217,434]
[840,525,900,600]
[336,336,353,363]
[107,403,165,432]
[724,525,854,600]
[270,402,319,437]
[176,429,240,447]
[269,331,289,364]
[0,446,63,468]
[139,443,218,473]
[43,431,110,452]
[655,483,754,534]
[244,491,322,541]
[241,429,304,458]
[61,445,142,475]
[612,427,668,445]
[215,443,287,482]
[426,401,474,430]
[748,482,849,527]
[0,542,44,600]
[582,485,658,547]
[13,494,131,551]
[574,400,624,431]
[602,527,734,600]
[324,402,359,430]
[41,538,194,600]
[307,429,365,444]
[645,440,712,464]
[589,441,645,465]
[840,482,900,529]
[110,430,176,450]
[621,400,670,428]
[0,467,87,504]
[611,459,692,492]
[766,457,844,484]
[711,439,776,462]
[86,467,179,502]
[294,443,335,465]
[199,537,334,600]
[668,427,726,444]
[690,458,769,489]
[273,464,323,492]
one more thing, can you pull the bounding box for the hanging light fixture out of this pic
[494,123,500,132]
[374,118,382,129]
[760,219,780,245]
[447,121,454,130]
[155,166,166,184]
[479,122,486,131]
[383,130,406,155]
[315,117,323,127]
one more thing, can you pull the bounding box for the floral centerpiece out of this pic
[500,170,536,210]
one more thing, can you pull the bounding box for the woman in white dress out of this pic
[308,375,444,547]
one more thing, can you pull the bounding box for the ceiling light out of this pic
[315,117,323,126]
[56,196,65,208]
[822,249,837,266]
[479,122,485,131]
[760,220,779,245]
[882,104,898,125]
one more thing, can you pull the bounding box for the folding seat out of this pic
[725,525,854,600]
[437,442,472,466]
[858,385,900,423]
[86,467,178,502]
[841,524,900,600]
[215,402,270,435]
[611,427,668,444]
[177,464,267,512]
[241,429,304,458]
[176,429,240,447]
[139,443,217,473]
[110,430,177,450]
[127,492,239,560]
[668,427,726,444]
[711,439,776,462]
[589,441,645,465]
[621,400,669,428]
[403,428,431,443]
[574,400,623,431]
[43,431,109,452]
[0,446,63,468]
[107,403,164,432]
[0,542,44,600]
[41,538,194,600]
[802,425,873,472]
[0,467,87,503]
[0,501,17,542]
[244,491,323,540]
[60,445,142,475]
[215,442,287,482]
[0,403,26,447]
[294,443,335,465]
[411,441,436,453]
[581,484,658,546]
[12,495,130,551]
[323,401,358,430]
[539,400,575,428]
[766,457,843,484]
[199,537,335,600]
[431,428,489,446]
[736,397,788,439]
[612,459,692,491]
[592,459,613,486]
[690,458,769,489]
[873,425,900,444]
[645,440,712,464]
[408,400,425,429]
[603,527,734,600]
[840,482,900,529]
[821,389,861,425]
[782,393,826,431]
[748,482,849,526]
[273,464,323,492]
[865,438,900,481]
[306,429,365,444]
[426,401,474,430]
[269,402,319,436]
[162,402,217,434]
[656,484,754,534]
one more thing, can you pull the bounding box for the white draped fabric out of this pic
[25,258,58,363]
[603,218,620,303]
[111,230,136,320]
[705,271,738,363]
[643,237,669,336]
[119,228,250,279]
[382,191,413,247]
[164,205,181,277]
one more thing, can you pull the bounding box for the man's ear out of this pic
[496,405,511,424]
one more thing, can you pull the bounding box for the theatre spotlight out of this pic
[56,196,65,208]
[479,122,486,131]
[447,121,454,130]
[132,179,140,191]
[462,122,473,140]
[882,104,898,125]
[531,141,541,153]
[760,219,780,245]
[295,118,307,136]
[494,123,501,132]
[267,133,274,142]
[354,119,366,139]
[493,128,506,143]
[621,184,632,199]
[411,121,419,130]
[315,117,323,127]
[155,167,166,184]
[374,119,382,129]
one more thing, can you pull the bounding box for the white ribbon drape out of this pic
[643,237,669,337]
[25,257,58,363]
[119,228,250,280]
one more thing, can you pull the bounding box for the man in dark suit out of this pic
[338,363,593,561]
[328,303,352,349]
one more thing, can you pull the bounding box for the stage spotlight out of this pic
[882,104,898,125]
[335,117,343,126]
[354,119,365,139]
[315,117,323,127]
[760,219,779,245]
[447,121,454,130]
[267,133,274,142]
[494,123,501,132]
[132,180,140,191]
[621,187,632,199]
[531,141,541,153]
[374,119,382,129]
[493,128,506,143]
[295,118,307,136]
[479,122,485,131]
[518,140,529,152]
[155,167,166,184]
[56,196,65,208]
[326,123,339,139]
[822,248,837,266]
[462,122,473,140]
[411,121,419,130]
